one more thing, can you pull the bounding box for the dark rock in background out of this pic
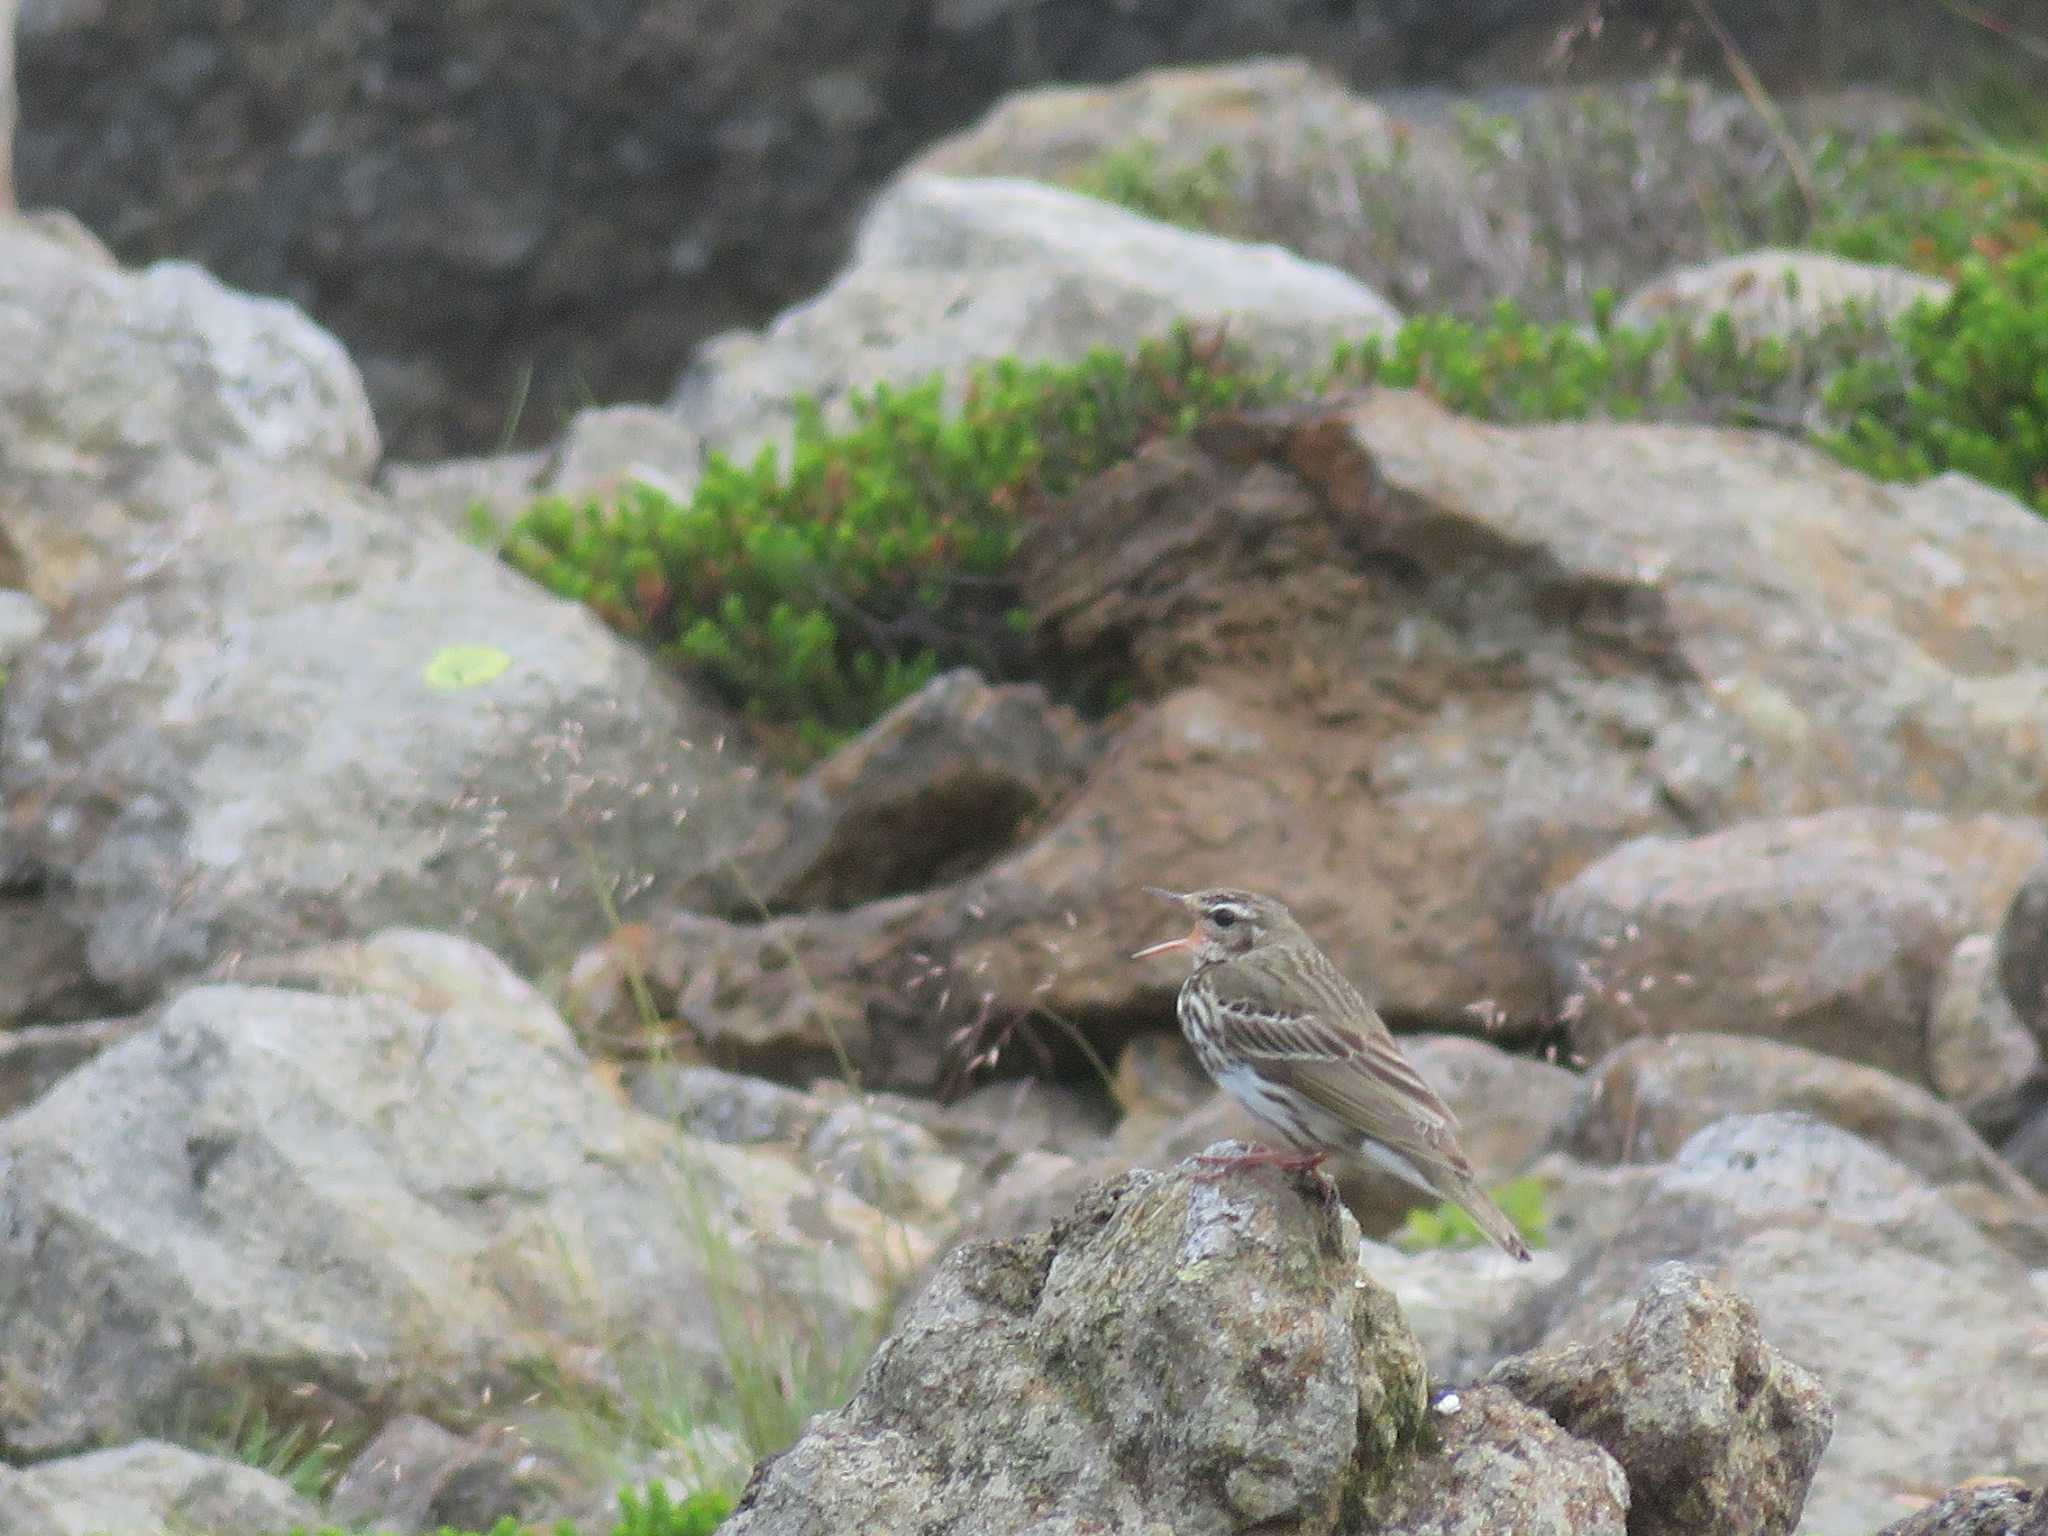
[16,0,2039,457]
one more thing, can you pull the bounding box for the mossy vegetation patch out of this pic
[491,331,1289,754]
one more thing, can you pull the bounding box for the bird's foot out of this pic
[1191,1145,1330,1181]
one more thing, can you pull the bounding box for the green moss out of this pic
[1393,1174,1550,1255]
[495,328,1288,753]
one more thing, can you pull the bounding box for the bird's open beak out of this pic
[1133,887,1199,960]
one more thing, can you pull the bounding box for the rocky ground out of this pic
[3,31,2048,1536]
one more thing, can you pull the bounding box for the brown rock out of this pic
[1535,810,2048,1085]
[1490,1264,1833,1536]
[688,668,1094,913]
[1356,1385,1629,1536]
[1554,1033,2048,1263]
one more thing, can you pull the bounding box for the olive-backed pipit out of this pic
[1136,886,1532,1262]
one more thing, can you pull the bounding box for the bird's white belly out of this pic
[1210,1061,1438,1197]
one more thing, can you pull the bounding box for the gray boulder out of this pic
[0,930,924,1457]
[1552,1034,2048,1263]
[722,1148,1433,1536]
[0,213,377,607]
[550,173,1401,505]
[0,464,770,997]
[0,1441,317,1536]
[1535,809,2048,1087]
[723,1139,1847,1536]
[1512,1113,2048,1536]
[1491,1264,1832,1536]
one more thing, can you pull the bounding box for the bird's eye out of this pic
[1210,908,1238,929]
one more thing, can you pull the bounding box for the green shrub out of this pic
[1395,1174,1550,1255]
[495,328,1287,752]
[1823,244,2048,512]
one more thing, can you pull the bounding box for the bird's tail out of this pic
[1440,1171,1532,1263]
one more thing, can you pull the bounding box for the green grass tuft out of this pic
[613,1482,735,1536]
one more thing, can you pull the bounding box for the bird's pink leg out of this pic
[1191,1145,1330,1181]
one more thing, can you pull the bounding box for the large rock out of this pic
[583,390,2048,1089]
[551,173,1399,506]
[1491,1264,1832,1536]
[1535,810,2048,1086]
[0,214,378,607]
[0,464,771,998]
[683,667,1095,914]
[0,930,926,1457]
[1511,1113,2048,1536]
[0,1441,317,1536]
[722,1149,1433,1535]
[1553,1033,2048,1263]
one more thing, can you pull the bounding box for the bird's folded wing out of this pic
[1212,1003,1461,1146]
